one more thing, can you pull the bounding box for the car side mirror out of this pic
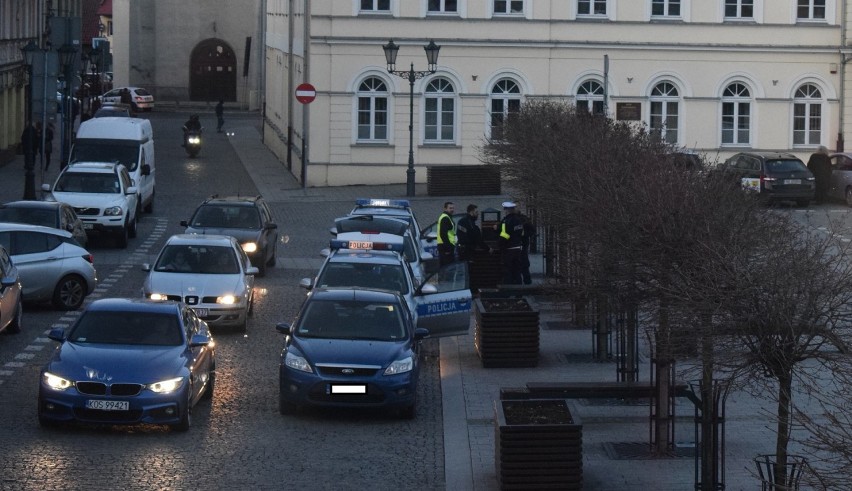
[180,220,189,227]
[275,322,293,335]
[190,334,211,347]
[126,186,138,195]
[414,328,430,341]
[141,164,151,176]
[246,266,260,275]
[141,263,151,272]
[299,278,313,290]
[265,222,278,230]
[419,283,438,295]
[48,328,66,342]
[41,183,51,192]
[1,277,17,288]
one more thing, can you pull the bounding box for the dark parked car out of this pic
[0,244,23,335]
[181,195,278,276]
[38,298,215,430]
[275,288,427,419]
[718,152,815,206]
[0,200,88,247]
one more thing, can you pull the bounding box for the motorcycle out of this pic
[183,127,203,158]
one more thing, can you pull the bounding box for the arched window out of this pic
[576,80,605,115]
[721,82,751,145]
[489,79,522,140]
[425,78,456,142]
[356,77,388,141]
[650,82,680,144]
[793,83,822,146]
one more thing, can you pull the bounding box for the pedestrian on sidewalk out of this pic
[436,201,457,267]
[807,146,832,204]
[498,201,524,285]
[43,123,54,170]
[21,121,38,168]
[456,203,488,262]
[519,213,536,285]
[215,100,225,133]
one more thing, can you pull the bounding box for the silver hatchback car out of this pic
[0,223,97,310]
[828,153,852,206]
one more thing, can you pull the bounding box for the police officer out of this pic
[457,204,487,262]
[436,201,457,266]
[498,201,524,285]
[519,213,536,285]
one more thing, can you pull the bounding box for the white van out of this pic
[70,117,156,214]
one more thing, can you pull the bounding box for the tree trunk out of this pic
[774,370,793,489]
[699,332,717,490]
[653,302,672,454]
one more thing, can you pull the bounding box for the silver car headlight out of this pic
[43,372,73,391]
[104,206,123,216]
[241,242,258,253]
[384,356,414,375]
[147,377,185,394]
[284,352,312,373]
[216,295,238,305]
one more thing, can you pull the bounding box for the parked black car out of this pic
[717,152,815,206]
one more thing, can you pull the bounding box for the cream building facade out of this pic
[264,0,852,187]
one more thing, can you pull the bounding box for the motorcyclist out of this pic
[182,114,202,147]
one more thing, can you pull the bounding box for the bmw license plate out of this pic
[784,179,801,185]
[86,399,129,411]
[330,385,366,394]
[192,308,208,317]
[83,223,94,230]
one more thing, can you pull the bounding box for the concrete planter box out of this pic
[495,399,583,490]
[474,292,539,368]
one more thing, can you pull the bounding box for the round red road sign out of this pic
[295,83,317,104]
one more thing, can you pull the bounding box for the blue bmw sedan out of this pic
[276,288,428,419]
[38,298,215,431]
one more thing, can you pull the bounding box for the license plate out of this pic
[348,241,373,250]
[330,385,366,394]
[86,399,129,411]
[83,223,94,230]
[784,179,801,185]
[192,308,208,317]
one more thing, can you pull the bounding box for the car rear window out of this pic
[766,160,807,173]
[0,207,55,228]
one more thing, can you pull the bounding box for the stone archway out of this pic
[190,38,237,102]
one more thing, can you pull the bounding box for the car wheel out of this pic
[7,299,22,334]
[256,259,267,278]
[172,391,192,431]
[202,369,215,401]
[128,215,138,239]
[52,275,86,310]
[267,243,277,267]
[116,222,129,249]
[144,190,154,213]
[846,188,852,207]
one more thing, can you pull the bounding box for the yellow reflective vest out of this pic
[437,212,457,245]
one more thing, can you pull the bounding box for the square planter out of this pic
[474,292,539,368]
[495,399,583,490]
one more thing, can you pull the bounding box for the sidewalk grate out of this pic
[604,441,695,460]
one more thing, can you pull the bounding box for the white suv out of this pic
[42,162,139,248]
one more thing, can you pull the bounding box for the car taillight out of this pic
[83,254,94,264]
[760,174,777,182]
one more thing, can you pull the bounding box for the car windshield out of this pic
[134,88,152,96]
[154,245,239,274]
[297,300,405,341]
[70,141,139,170]
[191,205,260,229]
[0,207,56,228]
[317,263,409,295]
[54,172,120,194]
[767,160,808,173]
[68,311,182,346]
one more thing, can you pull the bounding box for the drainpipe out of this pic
[839,2,849,152]
[286,0,294,171]
[301,0,310,189]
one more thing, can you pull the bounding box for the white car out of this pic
[99,86,155,112]
[0,223,97,310]
[42,162,139,249]
[142,234,258,331]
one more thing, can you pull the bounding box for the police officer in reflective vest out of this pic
[498,201,524,284]
[437,201,457,266]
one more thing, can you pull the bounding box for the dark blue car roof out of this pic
[85,298,181,314]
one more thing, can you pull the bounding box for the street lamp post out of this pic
[58,43,78,167]
[20,41,40,200]
[383,40,440,197]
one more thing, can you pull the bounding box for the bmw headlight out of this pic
[216,295,237,305]
[384,356,414,375]
[241,242,258,253]
[284,352,312,373]
[148,293,169,301]
[104,206,123,216]
[43,372,73,391]
[148,377,185,394]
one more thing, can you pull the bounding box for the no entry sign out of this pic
[295,83,316,104]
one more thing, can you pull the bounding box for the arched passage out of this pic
[190,38,237,102]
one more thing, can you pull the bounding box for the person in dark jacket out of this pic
[807,146,832,204]
[436,201,457,266]
[21,122,38,168]
[457,204,488,262]
[519,213,536,285]
[498,201,524,285]
[43,123,54,170]
[215,100,225,133]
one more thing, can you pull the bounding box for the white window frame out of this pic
[355,76,390,143]
[797,0,826,20]
[722,0,756,21]
[492,0,526,16]
[576,79,606,115]
[424,77,458,144]
[577,0,609,17]
[720,82,752,146]
[791,83,823,147]
[427,0,458,14]
[650,0,681,18]
[488,78,523,140]
[649,81,680,145]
